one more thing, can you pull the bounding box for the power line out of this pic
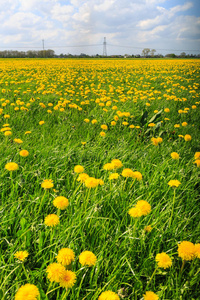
[0,43,199,52]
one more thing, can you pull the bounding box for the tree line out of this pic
[0,49,199,58]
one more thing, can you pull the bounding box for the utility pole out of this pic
[103,37,107,57]
[42,39,45,58]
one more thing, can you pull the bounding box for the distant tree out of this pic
[150,49,156,57]
[165,53,176,58]
[180,52,186,58]
[142,48,150,57]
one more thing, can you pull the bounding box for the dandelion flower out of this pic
[109,173,119,180]
[39,121,45,125]
[85,177,99,188]
[59,270,76,288]
[5,162,19,171]
[41,179,54,189]
[79,251,97,266]
[56,248,75,266]
[46,263,65,283]
[111,159,123,169]
[77,173,89,183]
[132,171,142,181]
[19,150,29,157]
[14,138,23,144]
[182,122,188,126]
[168,180,181,188]
[100,131,106,137]
[164,108,170,113]
[101,124,108,130]
[44,214,59,227]
[103,163,115,171]
[184,134,191,141]
[91,119,97,124]
[194,152,200,159]
[74,165,84,173]
[4,130,12,136]
[53,196,69,210]
[129,200,151,217]
[97,179,104,186]
[143,291,159,300]
[98,290,120,300]
[14,251,29,262]
[194,160,200,167]
[194,244,200,258]
[121,168,134,178]
[178,241,196,261]
[171,152,179,160]
[144,225,152,233]
[25,131,31,134]
[155,252,172,269]
[15,283,39,300]
[84,118,90,123]
[148,123,155,127]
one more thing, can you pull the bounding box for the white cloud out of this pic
[0,0,199,54]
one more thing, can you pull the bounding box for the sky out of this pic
[0,0,200,56]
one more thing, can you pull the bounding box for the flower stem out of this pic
[146,266,158,289]
[169,188,176,228]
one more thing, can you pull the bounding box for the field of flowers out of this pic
[0,58,200,300]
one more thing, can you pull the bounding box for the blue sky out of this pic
[0,0,199,56]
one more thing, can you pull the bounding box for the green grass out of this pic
[0,58,200,300]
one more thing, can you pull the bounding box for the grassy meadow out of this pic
[0,58,200,300]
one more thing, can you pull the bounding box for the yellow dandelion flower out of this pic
[56,248,75,266]
[53,196,69,210]
[79,250,97,266]
[164,108,170,113]
[91,119,97,124]
[19,150,29,157]
[46,263,65,283]
[85,177,99,188]
[178,241,196,261]
[4,130,12,136]
[5,162,19,171]
[103,163,115,171]
[41,179,54,189]
[174,124,180,128]
[194,152,200,159]
[148,123,155,127]
[184,134,191,141]
[84,118,90,123]
[182,122,188,126]
[25,131,31,134]
[121,168,134,178]
[144,225,152,233]
[15,284,39,300]
[168,180,181,188]
[143,291,159,300]
[14,251,29,262]
[39,121,45,125]
[97,179,104,186]
[101,124,108,130]
[77,173,89,183]
[111,159,123,169]
[59,270,76,288]
[132,171,142,181]
[111,121,116,126]
[194,160,200,167]
[194,244,200,259]
[109,173,119,180]
[151,137,158,146]
[129,125,135,128]
[14,138,23,144]
[171,152,179,160]
[100,131,106,137]
[98,290,120,300]
[129,200,151,217]
[44,214,59,227]
[74,165,84,173]
[155,252,172,269]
